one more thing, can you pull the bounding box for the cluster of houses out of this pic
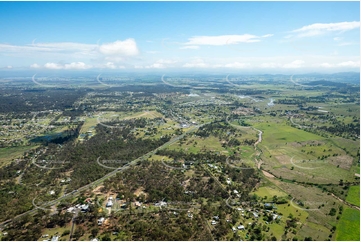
[207,163,222,173]
[211,215,219,225]
[66,202,90,214]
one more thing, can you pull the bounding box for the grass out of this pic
[335,208,360,241]
[252,117,355,184]
[346,186,360,206]
[251,186,288,200]
[253,119,323,144]
[39,223,73,241]
[0,145,38,167]
[168,136,226,154]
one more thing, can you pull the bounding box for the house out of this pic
[264,203,273,209]
[211,220,217,225]
[232,227,237,232]
[120,203,127,209]
[51,236,59,241]
[233,190,239,194]
[253,212,258,218]
[155,201,167,207]
[237,225,245,230]
[49,190,55,195]
[97,217,105,225]
[134,201,142,207]
[81,204,89,212]
[213,216,219,221]
[67,207,75,213]
[106,198,113,207]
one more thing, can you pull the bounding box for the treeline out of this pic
[0,88,88,113]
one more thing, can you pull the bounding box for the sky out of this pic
[0,1,359,74]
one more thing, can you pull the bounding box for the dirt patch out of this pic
[275,155,291,165]
[134,187,148,199]
[93,185,105,195]
[262,170,275,178]
[328,155,353,170]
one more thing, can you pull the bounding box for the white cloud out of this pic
[146,51,159,54]
[103,62,116,69]
[337,61,360,67]
[320,63,334,68]
[145,63,165,69]
[134,65,143,69]
[184,34,261,46]
[333,37,343,41]
[290,21,360,37]
[30,63,41,68]
[64,62,90,70]
[180,45,200,50]
[44,62,91,70]
[224,62,250,68]
[183,58,208,68]
[44,63,63,70]
[282,60,305,68]
[262,34,274,38]
[338,42,354,46]
[145,59,177,69]
[260,62,280,68]
[319,60,360,68]
[0,39,140,67]
[98,39,139,56]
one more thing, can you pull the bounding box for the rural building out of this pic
[97,217,105,225]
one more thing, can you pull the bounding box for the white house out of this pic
[237,225,245,230]
[97,217,105,225]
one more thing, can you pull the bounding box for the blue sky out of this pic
[0,1,359,73]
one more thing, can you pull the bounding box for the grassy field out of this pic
[251,186,288,200]
[0,145,38,167]
[335,208,360,241]
[39,222,73,241]
[346,186,360,206]
[251,117,355,184]
[168,136,226,153]
[263,173,342,231]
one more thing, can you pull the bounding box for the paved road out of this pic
[0,123,207,228]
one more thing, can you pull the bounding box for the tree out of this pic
[329,208,337,216]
